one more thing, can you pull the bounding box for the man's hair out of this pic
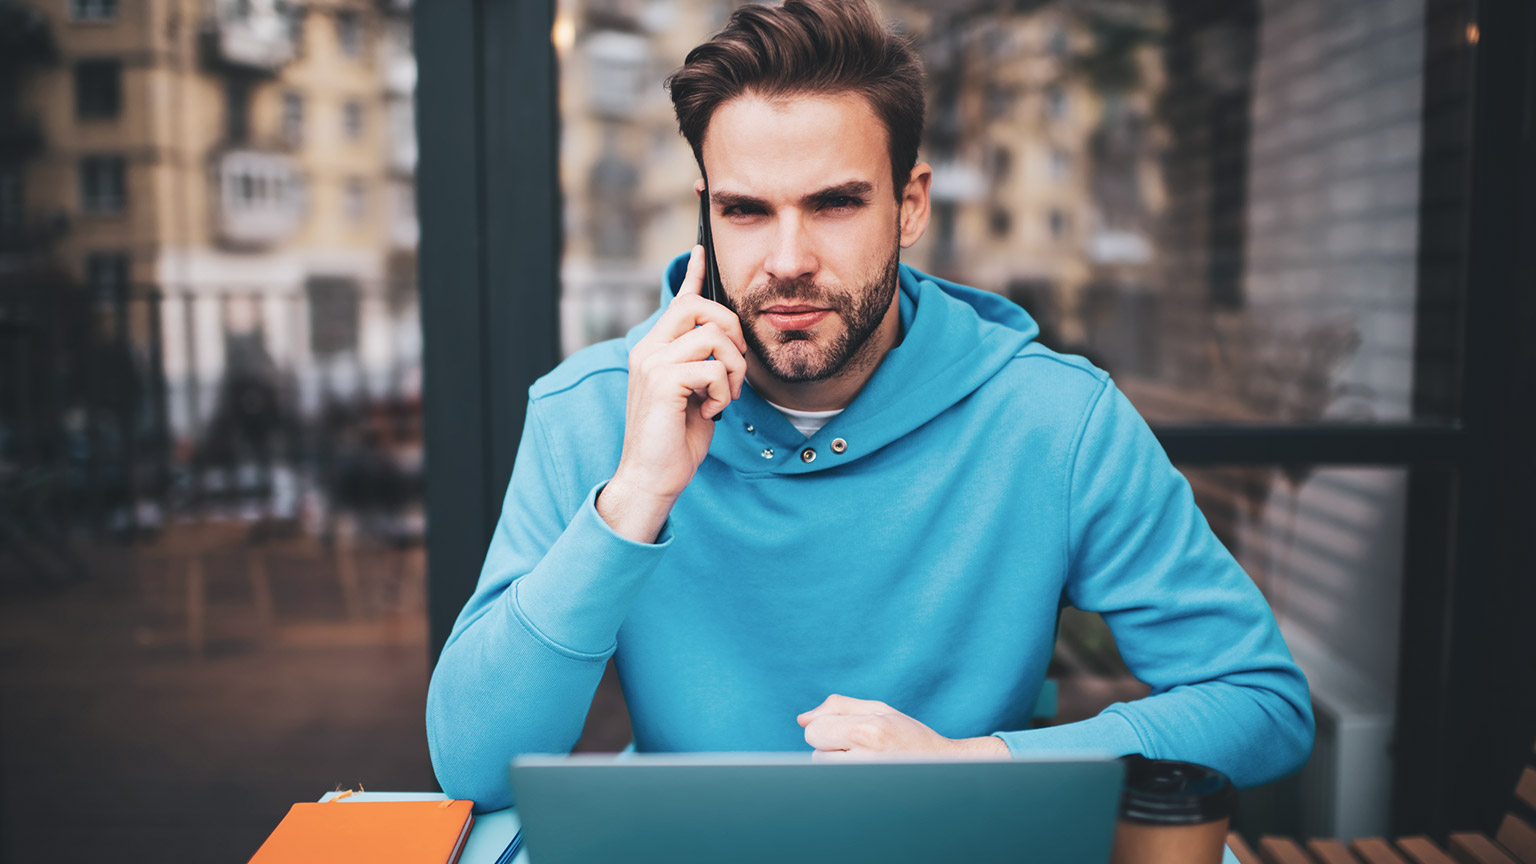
[665,0,925,200]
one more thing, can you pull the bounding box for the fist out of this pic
[797,694,1010,762]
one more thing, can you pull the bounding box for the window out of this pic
[79,156,126,214]
[225,80,251,144]
[0,165,23,235]
[988,208,1011,239]
[306,276,360,357]
[69,0,116,21]
[282,92,304,146]
[1049,149,1070,181]
[336,11,364,58]
[1047,25,1070,58]
[345,177,367,223]
[343,100,364,140]
[85,252,130,296]
[75,61,122,120]
[287,6,306,55]
[1048,208,1069,240]
[1045,87,1068,121]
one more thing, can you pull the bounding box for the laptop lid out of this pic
[509,753,1124,864]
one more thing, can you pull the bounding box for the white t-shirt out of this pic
[763,398,845,438]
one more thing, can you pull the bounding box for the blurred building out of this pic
[553,0,731,355]
[0,0,418,444]
[899,1,1166,366]
[553,0,1166,365]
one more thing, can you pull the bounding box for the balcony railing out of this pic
[211,149,304,249]
[201,0,295,74]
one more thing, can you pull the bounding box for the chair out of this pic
[1226,739,1536,864]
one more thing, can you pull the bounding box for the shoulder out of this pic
[528,338,631,407]
[995,341,1112,411]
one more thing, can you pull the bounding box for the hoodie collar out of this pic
[638,252,1038,475]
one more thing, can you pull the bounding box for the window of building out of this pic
[282,92,304,146]
[345,177,367,223]
[988,208,1011,239]
[0,165,23,235]
[1048,208,1070,240]
[1049,148,1071,181]
[69,0,117,22]
[75,61,122,120]
[84,252,130,296]
[306,276,360,357]
[1045,87,1068,121]
[226,79,251,144]
[343,100,365,140]
[79,156,126,214]
[336,11,364,58]
[287,6,306,55]
[1047,25,1070,58]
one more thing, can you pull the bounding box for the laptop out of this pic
[509,753,1124,864]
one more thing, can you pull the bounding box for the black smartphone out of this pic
[695,186,725,303]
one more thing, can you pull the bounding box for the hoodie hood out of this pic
[634,251,1039,475]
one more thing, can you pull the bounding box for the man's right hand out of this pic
[597,245,748,543]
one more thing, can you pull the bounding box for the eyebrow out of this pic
[712,180,876,213]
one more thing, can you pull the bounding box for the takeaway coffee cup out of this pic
[1109,754,1237,864]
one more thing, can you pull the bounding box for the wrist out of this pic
[956,735,1010,760]
[596,474,676,544]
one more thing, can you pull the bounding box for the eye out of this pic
[821,195,865,212]
[721,203,764,219]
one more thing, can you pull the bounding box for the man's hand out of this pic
[598,245,748,544]
[797,694,1010,762]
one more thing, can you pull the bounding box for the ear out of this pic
[898,162,932,249]
[694,178,706,197]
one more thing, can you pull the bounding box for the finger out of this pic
[803,714,890,752]
[798,694,893,726]
[643,296,748,356]
[643,325,745,405]
[658,360,734,419]
[671,245,705,299]
[646,323,743,369]
[811,748,857,763]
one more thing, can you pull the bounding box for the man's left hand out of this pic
[797,694,1010,762]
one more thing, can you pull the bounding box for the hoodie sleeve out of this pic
[994,379,1315,789]
[425,399,671,811]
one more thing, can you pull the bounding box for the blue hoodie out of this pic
[426,255,1314,811]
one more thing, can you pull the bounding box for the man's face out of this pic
[700,93,921,384]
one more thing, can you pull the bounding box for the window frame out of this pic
[74,59,122,120]
[415,0,1536,837]
[342,99,365,141]
[69,0,117,23]
[79,155,126,215]
[281,91,304,146]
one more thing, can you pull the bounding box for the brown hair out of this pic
[665,0,925,199]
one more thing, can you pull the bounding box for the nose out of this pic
[761,210,818,283]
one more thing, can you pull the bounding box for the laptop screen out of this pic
[510,753,1124,864]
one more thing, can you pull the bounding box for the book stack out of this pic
[249,798,475,864]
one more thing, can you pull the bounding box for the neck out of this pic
[746,295,902,412]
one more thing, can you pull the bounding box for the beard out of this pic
[729,242,901,384]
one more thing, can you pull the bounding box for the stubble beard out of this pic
[732,242,901,384]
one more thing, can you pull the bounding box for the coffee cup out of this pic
[1109,754,1237,864]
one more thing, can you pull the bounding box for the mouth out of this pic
[761,305,833,331]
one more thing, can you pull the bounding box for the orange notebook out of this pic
[249,799,474,864]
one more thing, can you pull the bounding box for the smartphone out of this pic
[695,186,725,303]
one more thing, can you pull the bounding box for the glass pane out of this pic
[556,0,1471,424]
[1056,463,1409,839]
[0,1,427,859]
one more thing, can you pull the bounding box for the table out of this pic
[318,791,1240,863]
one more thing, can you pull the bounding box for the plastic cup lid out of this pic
[1117,754,1237,825]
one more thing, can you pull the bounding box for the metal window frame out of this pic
[415,0,1534,835]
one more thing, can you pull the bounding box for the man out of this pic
[427,0,1313,811]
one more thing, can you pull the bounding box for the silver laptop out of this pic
[509,753,1124,864]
